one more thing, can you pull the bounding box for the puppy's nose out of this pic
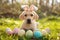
[27,19,31,24]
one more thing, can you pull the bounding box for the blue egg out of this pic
[34,31,42,38]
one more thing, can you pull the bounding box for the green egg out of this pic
[26,30,33,38]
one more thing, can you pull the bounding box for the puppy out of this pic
[19,5,39,31]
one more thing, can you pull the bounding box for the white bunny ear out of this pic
[21,5,26,9]
[29,5,38,11]
[34,6,38,11]
[21,5,29,11]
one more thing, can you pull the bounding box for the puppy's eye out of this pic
[31,14,33,16]
[25,14,27,17]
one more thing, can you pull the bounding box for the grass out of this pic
[0,16,60,40]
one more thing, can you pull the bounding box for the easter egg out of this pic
[6,28,13,35]
[41,30,47,36]
[26,30,33,38]
[34,31,42,38]
[13,28,19,34]
[18,29,25,37]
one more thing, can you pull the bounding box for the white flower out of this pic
[45,28,51,33]
[42,30,48,36]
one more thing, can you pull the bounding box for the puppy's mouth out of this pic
[27,19,31,24]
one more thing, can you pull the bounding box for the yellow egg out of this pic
[18,29,25,37]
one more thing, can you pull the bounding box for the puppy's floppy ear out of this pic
[33,11,39,20]
[19,12,25,20]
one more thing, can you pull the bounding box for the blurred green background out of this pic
[0,0,60,40]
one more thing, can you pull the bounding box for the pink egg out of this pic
[6,28,13,35]
[13,28,19,34]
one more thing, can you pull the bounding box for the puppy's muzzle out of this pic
[27,19,31,24]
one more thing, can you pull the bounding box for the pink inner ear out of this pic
[24,7,28,11]
[30,7,34,11]
[29,5,35,11]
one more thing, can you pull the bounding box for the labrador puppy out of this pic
[19,5,39,31]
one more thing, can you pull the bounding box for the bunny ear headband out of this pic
[21,5,38,11]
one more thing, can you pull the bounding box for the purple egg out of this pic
[13,28,19,34]
[6,28,13,35]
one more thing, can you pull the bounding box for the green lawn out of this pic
[0,16,60,40]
